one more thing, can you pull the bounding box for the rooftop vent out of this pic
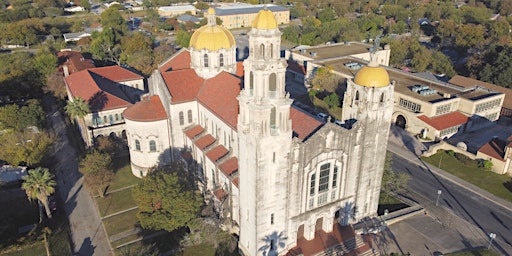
[300,49,306,54]
[310,51,317,57]
[344,62,363,70]
[411,84,437,96]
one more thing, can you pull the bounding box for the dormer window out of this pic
[204,54,209,67]
[220,53,224,67]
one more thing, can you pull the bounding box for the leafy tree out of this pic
[0,130,54,166]
[0,104,19,130]
[118,243,159,256]
[96,136,121,155]
[317,7,336,23]
[34,51,58,79]
[90,29,122,64]
[0,101,45,131]
[43,71,67,99]
[323,93,340,109]
[153,44,176,67]
[133,162,203,232]
[454,23,485,49]
[429,51,455,77]
[437,19,456,38]
[381,152,410,200]
[410,47,432,72]
[175,30,191,48]
[311,66,338,92]
[100,7,127,36]
[79,150,113,197]
[21,167,56,221]
[121,32,154,74]
[65,97,90,125]
[478,44,512,87]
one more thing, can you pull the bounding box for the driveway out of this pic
[45,96,111,256]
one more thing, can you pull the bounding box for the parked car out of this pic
[317,112,328,120]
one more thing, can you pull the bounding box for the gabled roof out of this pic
[57,51,95,74]
[159,49,191,73]
[65,69,133,112]
[213,188,227,201]
[206,145,229,162]
[449,75,512,109]
[197,72,242,129]
[89,66,143,82]
[290,106,323,141]
[162,69,204,103]
[417,112,468,131]
[195,134,216,150]
[219,157,238,177]
[232,177,239,188]
[123,95,167,122]
[478,138,506,162]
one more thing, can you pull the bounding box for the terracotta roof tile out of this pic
[123,95,167,122]
[195,134,216,150]
[89,66,143,82]
[286,224,368,256]
[206,145,229,162]
[162,69,204,103]
[213,188,227,201]
[449,75,512,109]
[290,106,323,141]
[181,151,193,162]
[159,50,191,73]
[417,112,468,131]
[235,62,244,77]
[479,138,506,162]
[57,51,95,74]
[185,125,204,139]
[65,70,133,112]
[287,60,306,75]
[197,72,242,129]
[219,157,238,176]
[232,177,239,188]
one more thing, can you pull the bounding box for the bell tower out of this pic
[237,8,293,256]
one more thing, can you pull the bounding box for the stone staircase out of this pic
[315,234,376,256]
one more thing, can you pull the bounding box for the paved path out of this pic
[45,97,111,256]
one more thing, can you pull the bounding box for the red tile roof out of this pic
[219,157,238,177]
[417,112,468,131]
[159,49,191,73]
[181,151,193,162]
[197,71,242,129]
[290,107,323,141]
[287,60,306,75]
[232,177,239,188]
[195,134,216,150]
[235,62,244,77]
[162,69,204,103]
[206,145,229,162]
[57,50,95,74]
[123,95,167,122]
[185,125,204,139]
[65,69,132,112]
[479,138,506,162]
[449,75,512,109]
[89,66,143,82]
[286,224,368,256]
[213,188,227,201]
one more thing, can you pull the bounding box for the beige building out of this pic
[288,42,506,141]
[477,136,512,175]
[210,3,289,29]
[158,5,196,17]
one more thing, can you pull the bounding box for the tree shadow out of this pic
[503,180,512,193]
[88,91,108,113]
[258,231,288,256]
[78,237,96,256]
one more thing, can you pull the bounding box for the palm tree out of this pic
[21,167,57,222]
[65,97,90,125]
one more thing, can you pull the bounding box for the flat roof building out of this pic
[209,4,289,29]
[158,5,196,17]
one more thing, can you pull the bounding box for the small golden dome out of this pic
[190,25,236,51]
[207,7,215,15]
[252,9,278,29]
[353,65,390,87]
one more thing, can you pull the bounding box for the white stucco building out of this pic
[122,8,394,256]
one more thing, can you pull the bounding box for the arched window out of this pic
[203,54,209,67]
[318,163,330,192]
[380,93,385,102]
[179,111,184,125]
[270,43,274,58]
[249,72,254,94]
[103,116,107,124]
[270,107,276,128]
[115,114,119,121]
[188,110,192,123]
[260,44,265,58]
[310,174,316,196]
[269,73,277,96]
[219,53,224,67]
[355,91,360,101]
[135,139,140,151]
[149,140,156,152]
[109,115,114,124]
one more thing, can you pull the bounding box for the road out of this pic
[388,142,512,255]
[45,96,111,256]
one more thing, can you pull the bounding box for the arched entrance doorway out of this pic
[395,115,406,129]
[297,225,304,240]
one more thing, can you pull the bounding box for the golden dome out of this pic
[353,65,390,87]
[252,9,278,29]
[190,25,236,51]
[207,7,215,15]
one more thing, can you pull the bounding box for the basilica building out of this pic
[122,8,394,256]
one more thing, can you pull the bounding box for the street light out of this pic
[436,190,442,206]
[383,209,389,226]
[488,232,496,249]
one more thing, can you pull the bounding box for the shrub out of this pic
[446,150,455,156]
[454,153,473,165]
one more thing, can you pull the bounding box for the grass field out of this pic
[422,150,512,203]
[102,209,139,237]
[108,156,140,192]
[96,188,136,217]
[0,242,46,256]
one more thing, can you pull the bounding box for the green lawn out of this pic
[179,244,216,256]
[422,151,512,203]
[0,242,46,256]
[107,156,140,192]
[96,188,137,217]
[102,209,139,237]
